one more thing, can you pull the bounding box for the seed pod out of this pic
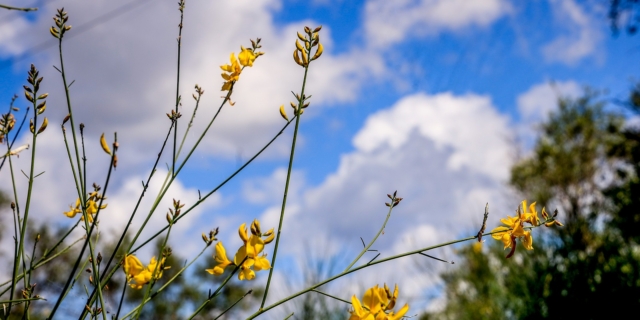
[312,43,324,60]
[37,101,46,114]
[301,49,309,65]
[293,49,303,66]
[100,133,111,155]
[29,119,34,133]
[313,25,322,33]
[25,92,34,103]
[297,32,306,42]
[295,40,304,52]
[37,93,48,100]
[50,27,59,38]
[37,117,48,133]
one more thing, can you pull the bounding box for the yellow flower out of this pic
[206,219,273,280]
[63,198,82,218]
[123,255,167,289]
[520,200,540,226]
[238,46,256,67]
[220,53,241,91]
[205,242,232,275]
[492,201,538,258]
[349,284,409,320]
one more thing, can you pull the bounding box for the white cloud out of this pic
[247,91,515,313]
[0,0,382,166]
[516,80,582,148]
[541,0,603,65]
[353,92,512,180]
[364,0,511,48]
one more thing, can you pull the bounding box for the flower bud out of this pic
[297,32,306,42]
[293,49,303,66]
[311,43,324,61]
[100,133,112,155]
[37,117,48,134]
[279,105,289,121]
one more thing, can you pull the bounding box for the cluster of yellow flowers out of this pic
[206,219,274,280]
[123,255,169,289]
[63,187,107,223]
[491,200,563,258]
[220,44,261,91]
[349,284,409,320]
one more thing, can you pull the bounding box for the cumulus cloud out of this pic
[247,92,514,312]
[541,0,603,65]
[0,0,382,167]
[516,80,582,148]
[364,0,511,48]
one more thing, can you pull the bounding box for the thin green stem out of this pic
[0,297,44,305]
[211,290,252,320]
[175,89,201,161]
[114,277,127,320]
[134,223,173,320]
[0,237,83,296]
[0,4,37,11]
[260,58,311,310]
[311,289,351,305]
[246,226,546,319]
[127,89,231,251]
[78,121,175,320]
[22,235,40,319]
[8,75,40,317]
[172,2,185,177]
[48,135,117,319]
[129,117,294,254]
[77,127,107,320]
[5,138,21,318]
[344,198,397,272]
[185,258,245,320]
[58,29,85,200]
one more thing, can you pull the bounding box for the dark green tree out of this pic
[424,91,640,319]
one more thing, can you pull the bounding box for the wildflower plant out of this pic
[0,2,564,320]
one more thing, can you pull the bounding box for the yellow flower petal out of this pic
[523,231,533,250]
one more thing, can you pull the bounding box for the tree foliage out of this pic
[424,90,640,319]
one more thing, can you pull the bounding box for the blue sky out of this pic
[2,0,640,316]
